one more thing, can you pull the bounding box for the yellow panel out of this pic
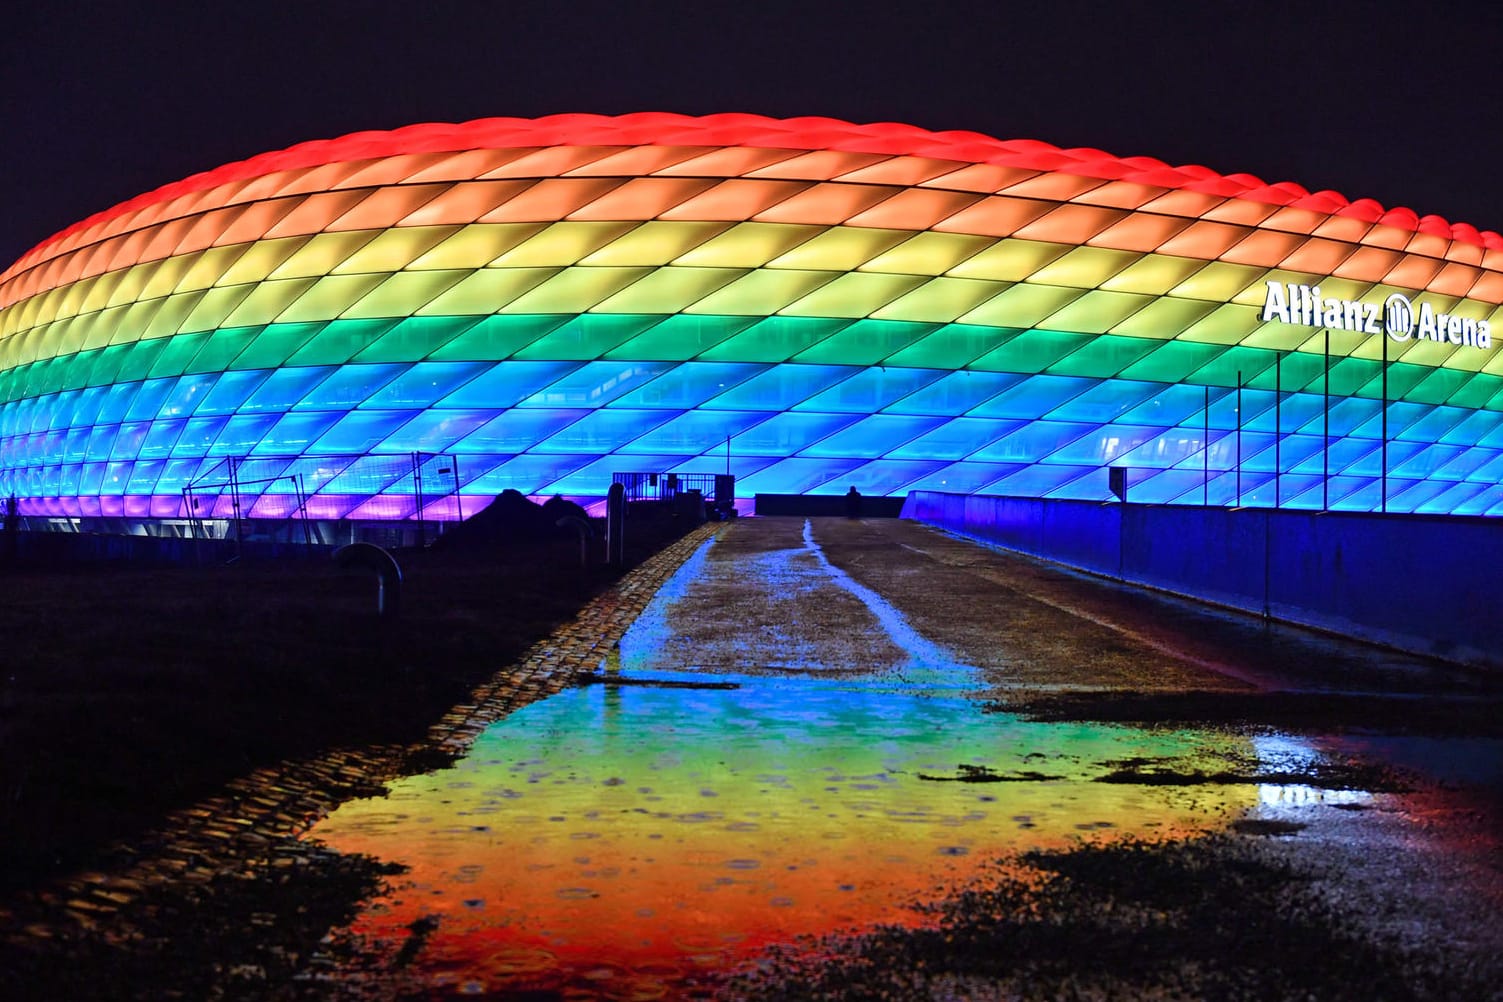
[78,270,129,316]
[138,253,200,302]
[173,245,255,294]
[683,269,837,316]
[765,227,910,272]
[1241,322,1315,351]
[1179,303,1262,344]
[947,240,1072,282]
[220,278,321,328]
[274,274,388,324]
[489,221,639,268]
[858,232,995,276]
[407,224,546,270]
[672,223,823,268]
[1170,262,1266,303]
[869,276,1008,323]
[266,231,380,280]
[1099,255,1206,296]
[1391,337,1457,368]
[216,237,309,287]
[578,221,731,266]
[780,272,928,319]
[1027,247,1141,290]
[54,276,97,324]
[102,262,158,310]
[1109,296,1218,339]
[589,266,745,314]
[339,271,470,319]
[956,284,1083,327]
[104,298,169,348]
[1043,290,1155,334]
[500,266,655,314]
[178,284,257,334]
[414,268,558,316]
[330,226,461,276]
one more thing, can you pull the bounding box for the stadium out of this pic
[1,112,1500,539]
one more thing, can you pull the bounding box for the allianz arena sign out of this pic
[1262,281,1493,349]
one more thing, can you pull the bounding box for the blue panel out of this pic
[253,411,346,455]
[548,454,690,495]
[296,364,409,411]
[968,375,1096,419]
[84,424,118,461]
[799,414,949,459]
[617,410,774,455]
[1119,383,1224,427]
[171,416,230,458]
[901,461,1024,494]
[1392,444,1468,478]
[879,370,1022,416]
[158,373,219,419]
[454,409,589,453]
[362,361,491,408]
[991,463,1094,496]
[62,427,89,462]
[308,410,420,454]
[1046,380,1163,423]
[970,421,1096,462]
[1048,424,1165,464]
[613,362,769,409]
[138,419,187,460]
[1433,446,1499,479]
[125,460,165,495]
[1440,409,1503,445]
[124,378,181,422]
[1243,391,1324,432]
[437,361,583,408]
[1322,396,1383,436]
[243,366,337,413]
[819,459,948,496]
[466,454,594,493]
[66,385,108,429]
[44,389,79,430]
[888,417,1023,460]
[517,360,676,408]
[531,409,679,454]
[702,364,856,411]
[729,411,861,456]
[112,423,150,461]
[97,382,142,424]
[1396,404,1467,443]
[208,413,280,456]
[101,460,132,495]
[1116,428,1212,470]
[794,367,946,413]
[194,369,270,415]
[1417,481,1488,513]
[738,457,867,495]
[375,410,497,452]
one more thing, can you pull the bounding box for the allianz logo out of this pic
[1261,281,1492,349]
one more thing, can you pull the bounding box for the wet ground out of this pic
[5,516,1502,999]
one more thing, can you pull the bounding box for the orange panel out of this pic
[397,180,536,226]
[480,145,620,179]
[1332,246,1402,283]
[658,179,812,221]
[136,215,201,263]
[325,184,450,231]
[1359,222,1413,250]
[1404,231,1451,259]
[1466,270,1503,302]
[921,163,1040,194]
[1072,181,1167,210]
[1279,237,1352,275]
[1156,220,1250,259]
[655,146,804,178]
[844,188,984,230]
[1203,197,1279,226]
[211,198,302,247]
[1261,207,1326,234]
[234,167,322,204]
[174,206,251,257]
[1013,204,1126,245]
[753,183,901,225]
[338,152,456,189]
[746,149,891,180]
[566,177,719,221]
[1001,172,1107,202]
[1138,189,1226,219]
[1428,262,1480,298]
[1443,240,1483,266]
[1086,212,1190,253]
[1311,215,1372,243]
[931,195,1052,237]
[273,159,374,199]
[1484,249,1503,272]
[1383,255,1442,289]
[263,190,374,239]
[477,178,627,222]
[105,224,165,274]
[835,156,965,187]
[565,145,713,177]
[403,147,542,184]
[1221,229,1306,267]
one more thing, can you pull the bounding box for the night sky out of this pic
[4,1,1501,267]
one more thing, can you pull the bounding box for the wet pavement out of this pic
[4,515,1500,999]
[301,517,1503,999]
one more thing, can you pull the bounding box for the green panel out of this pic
[59,348,100,392]
[0,363,18,403]
[428,314,572,361]
[146,331,210,379]
[230,321,327,370]
[1187,345,1277,388]
[1320,357,1382,397]
[969,329,1093,374]
[884,323,1015,370]
[1447,371,1503,410]
[352,315,483,364]
[285,318,404,366]
[1245,350,1327,393]
[792,319,938,366]
[1117,340,1227,384]
[511,314,661,361]
[699,316,853,363]
[1406,366,1475,407]
[1355,361,1430,402]
[1045,333,1160,379]
[604,314,758,361]
[112,339,171,384]
[187,326,262,374]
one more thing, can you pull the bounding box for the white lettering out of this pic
[1418,302,1438,341]
[1262,281,1290,323]
[1447,315,1463,344]
[1260,280,1488,351]
[1480,320,1492,349]
[1363,303,1380,334]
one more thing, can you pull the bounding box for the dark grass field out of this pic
[0,518,690,894]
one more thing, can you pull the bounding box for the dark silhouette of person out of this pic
[844,485,861,518]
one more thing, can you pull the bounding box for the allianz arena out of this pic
[2,112,1502,534]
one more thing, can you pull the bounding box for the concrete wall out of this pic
[902,491,1503,671]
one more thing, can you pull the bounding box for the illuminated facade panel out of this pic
[2,113,1501,522]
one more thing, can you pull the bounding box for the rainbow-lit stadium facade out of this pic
[2,112,1502,533]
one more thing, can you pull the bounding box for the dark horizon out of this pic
[4,1,1502,266]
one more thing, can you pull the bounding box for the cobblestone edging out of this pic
[5,523,723,943]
